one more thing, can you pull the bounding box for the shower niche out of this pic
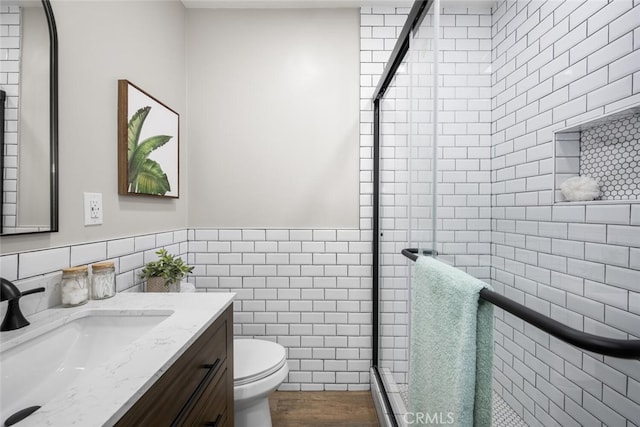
[554,104,640,203]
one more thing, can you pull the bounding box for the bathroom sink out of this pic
[0,310,172,426]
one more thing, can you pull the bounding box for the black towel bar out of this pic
[402,248,640,359]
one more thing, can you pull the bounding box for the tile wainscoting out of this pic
[0,227,374,392]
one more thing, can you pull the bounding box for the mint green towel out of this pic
[409,257,493,427]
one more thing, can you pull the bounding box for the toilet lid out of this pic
[234,339,287,386]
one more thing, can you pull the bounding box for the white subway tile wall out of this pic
[0,230,189,321]
[437,5,493,278]
[1,6,20,231]
[188,228,373,391]
[492,0,640,425]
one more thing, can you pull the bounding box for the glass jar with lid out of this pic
[91,262,116,299]
[61,266,89,307]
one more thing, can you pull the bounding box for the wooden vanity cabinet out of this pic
[116,305,233,427]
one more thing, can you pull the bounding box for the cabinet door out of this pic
[116,306,233,427]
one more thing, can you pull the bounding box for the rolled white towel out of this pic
[560,176,600,201]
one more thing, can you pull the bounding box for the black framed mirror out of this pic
[0,0,58,236]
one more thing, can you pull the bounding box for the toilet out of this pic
[233,338,288,427]
[179,285,288,426]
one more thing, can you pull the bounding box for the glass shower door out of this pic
[378,50,411,404]
[409,12,438,258]
[377,5,438,424]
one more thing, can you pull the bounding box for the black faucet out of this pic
[1,278,45,332]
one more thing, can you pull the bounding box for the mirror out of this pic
[0,0,57,235]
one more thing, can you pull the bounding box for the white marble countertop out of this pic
[0,292,234,426]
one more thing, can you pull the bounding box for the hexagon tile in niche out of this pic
[579,114,640,200]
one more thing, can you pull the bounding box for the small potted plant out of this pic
[140,249,194,292]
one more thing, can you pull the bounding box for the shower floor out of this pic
[492,391,528,427]
[397,384,528,427]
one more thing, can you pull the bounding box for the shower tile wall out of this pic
[491,0,640,425]
[436,6,493,278]
[0,6,20,230]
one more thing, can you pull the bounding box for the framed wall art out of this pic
[118,80,179,198]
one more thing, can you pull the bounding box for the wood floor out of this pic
[269,391,379,427]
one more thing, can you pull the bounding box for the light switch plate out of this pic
[84,192,103,226]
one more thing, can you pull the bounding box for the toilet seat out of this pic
[234,339,287,386]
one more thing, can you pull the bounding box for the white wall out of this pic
[186,8,360,228]
[0,0,188,254]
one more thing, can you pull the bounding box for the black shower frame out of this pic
[371,1,433,424]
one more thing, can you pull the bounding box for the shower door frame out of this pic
[371,0,435,424]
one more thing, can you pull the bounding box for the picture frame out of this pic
[118,80,179,198]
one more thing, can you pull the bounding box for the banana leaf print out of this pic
[127,106,172,195]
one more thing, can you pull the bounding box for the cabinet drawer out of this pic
[116,306,232,427]
[178,364,229,426]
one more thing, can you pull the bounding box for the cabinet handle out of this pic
[171,358,222,426]
[205,414,223,426]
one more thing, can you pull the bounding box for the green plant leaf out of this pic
[131,159,171,195]
[127,106,151,162]
[128,134,172,186]
[140,249,194,286]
